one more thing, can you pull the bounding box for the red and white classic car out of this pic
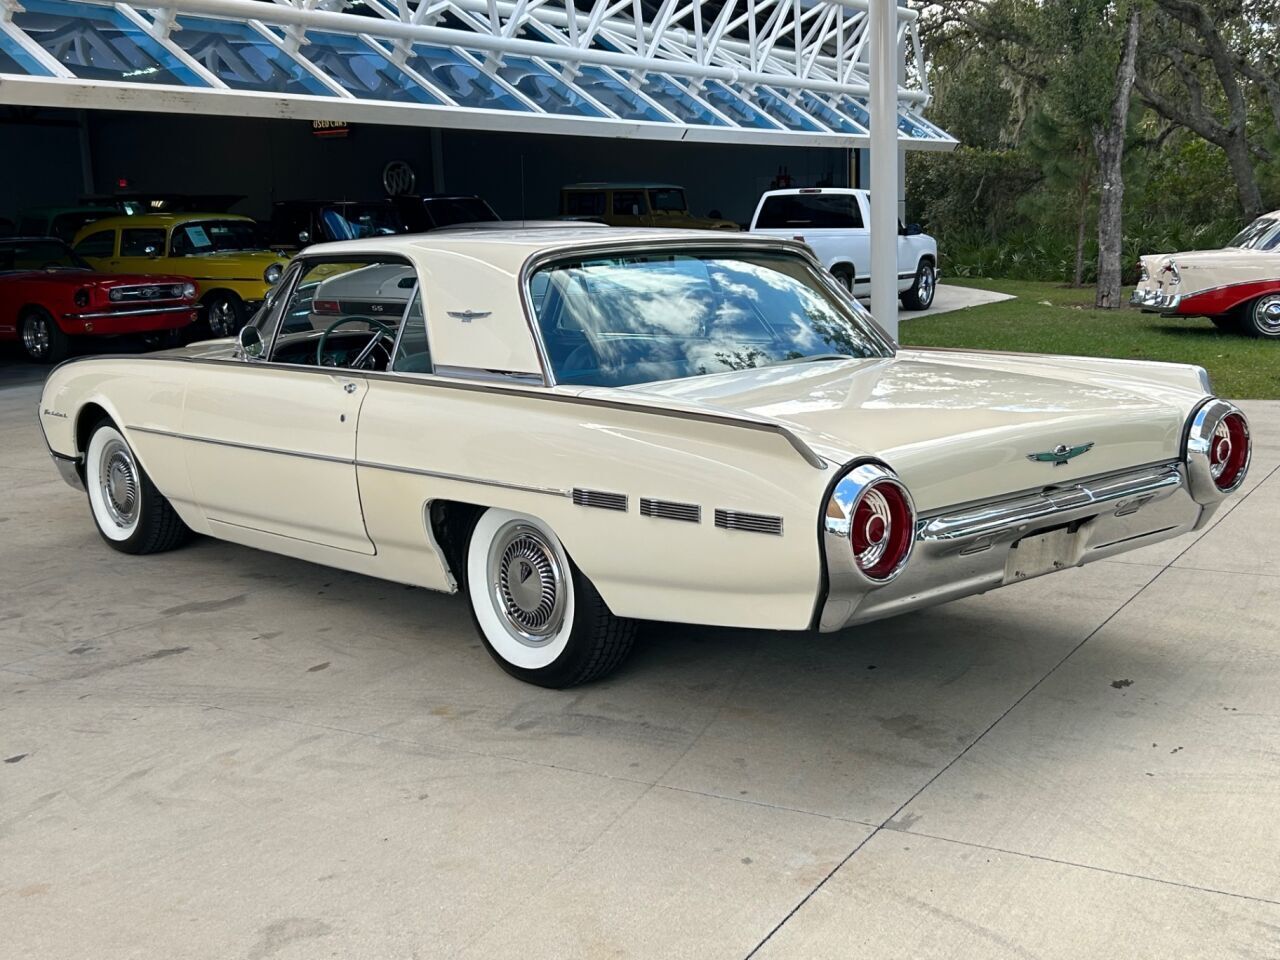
[1131,212,1280,337]
[0,237,198,362]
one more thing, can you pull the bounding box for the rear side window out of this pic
[121,228,167,257]
[74,230,115,258]
[562,191,605,216]
[613,191,645,215]
[755,193,863,229]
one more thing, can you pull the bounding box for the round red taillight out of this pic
[850,480,914,581]
[1210,412,1249,491]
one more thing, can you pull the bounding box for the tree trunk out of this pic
[1094,7,1141,310]
[1073,171,1089,287]
[1223,130,1265,218]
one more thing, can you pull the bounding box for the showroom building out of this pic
[0,0,953,229]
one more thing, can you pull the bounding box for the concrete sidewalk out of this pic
[913,282,1015,318]
[2,375,1277,959]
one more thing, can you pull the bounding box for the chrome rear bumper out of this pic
[1130,288,1182,312]
[819,461,1208,631]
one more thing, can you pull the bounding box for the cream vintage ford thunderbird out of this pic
[39,229,1251,687]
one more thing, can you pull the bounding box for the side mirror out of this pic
[297,230,311,245]
[236,324,264,360]
[144,244,159,258]
[905,223,922,236]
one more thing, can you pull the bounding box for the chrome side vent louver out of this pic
[714,509,784,536]
[572,488,628,511]
[640,498,701,523]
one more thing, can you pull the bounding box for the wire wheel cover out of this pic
[99,440,138,527]
[490,524,566,644]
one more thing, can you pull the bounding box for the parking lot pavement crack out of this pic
[892,830,1280,909]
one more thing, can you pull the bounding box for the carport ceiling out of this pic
[0,0,955,150]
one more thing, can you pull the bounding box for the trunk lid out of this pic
[612,349,1203,512]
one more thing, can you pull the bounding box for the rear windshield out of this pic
[755,193,863,229]
[1229,217,1280,251]
[529,248,887,387]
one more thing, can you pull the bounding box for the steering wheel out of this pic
[316,316,394,369]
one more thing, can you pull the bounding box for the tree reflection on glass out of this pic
[532,250,888,387]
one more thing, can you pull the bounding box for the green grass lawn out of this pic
[899,278,1280,399]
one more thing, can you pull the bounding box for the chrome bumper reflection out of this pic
[819,462,1209,632]
[1130,288,1181,312]
[51,451,84,491]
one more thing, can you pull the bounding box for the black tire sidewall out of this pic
[20,309,69,363]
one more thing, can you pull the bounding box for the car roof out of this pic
[304,226,803,273]
[759,187,865,197]
[562,183,684,190]
[79,213,256,230]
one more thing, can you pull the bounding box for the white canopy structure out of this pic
[0,0,953,150]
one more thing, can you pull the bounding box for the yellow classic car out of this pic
[72,214,287,337]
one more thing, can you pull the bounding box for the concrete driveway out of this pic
[2,372,1278,960]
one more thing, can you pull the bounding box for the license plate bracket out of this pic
[1005,526,1085,583]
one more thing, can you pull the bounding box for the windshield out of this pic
[171,219,265,255]
[320,204,403,240]
[530,249,888,388]
[0,239,89,272]
[648,189,688,213]
[1228,217,1280,251]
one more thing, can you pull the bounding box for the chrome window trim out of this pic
[62,352,827,470]
[517,237,899,379]
[388,280,431,375]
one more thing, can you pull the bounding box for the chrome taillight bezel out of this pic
[824,462,917,586]
[1185,399,1251,503]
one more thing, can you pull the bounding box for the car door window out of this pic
[268,258,419,371]
[121,228,167,257]
[73,229,116,258]
[612,191,645,216]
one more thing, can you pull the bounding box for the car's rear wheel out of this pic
[463,507,636,688]
[900,260,936,311]
[85,421,191,554]
[20,308,69,363]
[1239,294,1280,338]
[204,292,245,339]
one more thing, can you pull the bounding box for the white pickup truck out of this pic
[748,187,939,310]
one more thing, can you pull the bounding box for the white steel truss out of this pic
[0,0,954,149]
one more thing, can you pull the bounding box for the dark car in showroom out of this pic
[0,237,197,362]
[267,199,408,252]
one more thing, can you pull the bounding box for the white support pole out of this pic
[868,0,898,340]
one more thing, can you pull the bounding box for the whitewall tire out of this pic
[85,422,191,554]
[464,507,637,687]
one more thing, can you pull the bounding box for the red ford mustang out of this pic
[0,238,199,362]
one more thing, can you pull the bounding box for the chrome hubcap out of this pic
[489,522,566,645]
[1256,295,1280,334]
[22,316,49,357]
[918,267,935,304]
[98,439,138,528]
[209,301,234,337]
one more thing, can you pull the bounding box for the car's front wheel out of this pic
[464,507,636,688]
[85,421,191,554]
[20,308,70,363]
[1239,294,1280,338]
[900,260,936,311]
[203,292,245,339]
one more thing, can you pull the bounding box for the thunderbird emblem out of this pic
[447,310,492,323]
[1027,442,1094,466]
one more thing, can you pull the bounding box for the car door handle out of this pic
[342,382,357,394]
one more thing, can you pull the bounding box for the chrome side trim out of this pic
[917,464,1183,544]
[431,364,545,385]
[714,508,783,535]
[64,305,195,320]
[571,488,628,511]
[126,425,355,465]
[92,354,827,470]
[640,497,700,523]
[126,424,572,499]
[359,461,571,499]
